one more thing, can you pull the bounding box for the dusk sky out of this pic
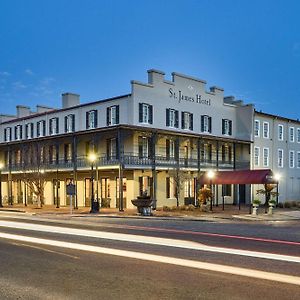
[1,0,300,119]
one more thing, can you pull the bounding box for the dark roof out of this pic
[255,110,300,124]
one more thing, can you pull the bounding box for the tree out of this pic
[167,169,192,207]
[21,141,48,208]
[256,184,278,213]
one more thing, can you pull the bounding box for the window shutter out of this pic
[49,119,52,135]
[175,110,179,128]
[86,112,89,129]
[14,127,17,140]
[94,110,98,128]
[64,144,67,162]
[148,138,152,159]
[20,125,23,139]
[43,120,46,136]
[139,103,143,122]
[166,139,170,160]
[222,119,225,134]
[138,137,143,158]
[166,109,170,126]
[116,106,119,124]
[208,144,212,161]
[189,114,193,130]
[106,139,110,159]
[149,177,153,198]
[116,138,119,159]
[107,107,110,126]
[56,118,59,134]
[201,116,204,132]
[149,105,153,124]
[208,117,212,133]
[175,139,179,160]
[181,112,184,129]
[139,177,143,196]
[56,144,59,162]
[37,122,40,137]
[229,120,232,136]
[25,125,28,139]
[31,123,33,138]
[166,177,170,198]
[72,115,75,132]
[64,116,67,132]
[228,146,232,161]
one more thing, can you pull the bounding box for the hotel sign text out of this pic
[169,88,211,106]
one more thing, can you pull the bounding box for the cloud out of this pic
[25,69,34,75]
[0,71,10,76]
[40,77,55,85]
[12,81,27,89]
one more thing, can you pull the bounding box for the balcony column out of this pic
[72,135,78,209]
[151,132,157,209]
[117,128,124,211]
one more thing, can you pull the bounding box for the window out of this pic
[86,110,98,129]
[297,152,300,168]
[107,138,118,159]
[263,148,269,167]
[101,178,111,199]
[201,115,211,133]
[221,144,232,162]
[139,176,152,197]
[4,127,12,142]
[289,150,295,168]
[278,149,283,168]
[222,119,232,136]
[138,136,150,158]
[201,143,212,162]
[297,128,300,143]
[254,120,260,137]
[289,127,295,142]
[49,117,59,135]
[25,123,34,139]
[222,184,232,197]
[184,179,195,198]
[166,139,176,160]
[37,120,46,137]
[166,109,179,128]
[64,143,73,162]
[14,125,22,140]
[254,147,260,166]
[49,145,58,164]
[263,122,269,138]
[65,114,75,133]
[107,105,119,126]
[139,103,153,124]
[166,177,176,198]
[182,112,193,130]
[278,125,283,141]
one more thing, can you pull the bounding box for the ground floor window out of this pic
[166,177,176,198]
[222,184,232,196]
[139,176,153,197]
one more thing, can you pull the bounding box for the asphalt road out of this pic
[0,212,299,300]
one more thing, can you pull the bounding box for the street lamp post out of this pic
[274,173,280,207]
[0,162,3,207]
[89,153,99,213]
[207,170,215,211]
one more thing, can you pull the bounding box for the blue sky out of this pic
[1,0,300,119]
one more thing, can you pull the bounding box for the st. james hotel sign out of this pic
[169,88,211,106]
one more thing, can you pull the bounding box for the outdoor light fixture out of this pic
[0,162,3,208]
[207,170,215,211]
[89,153,99,213]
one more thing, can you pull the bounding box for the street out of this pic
[0,212,299,299]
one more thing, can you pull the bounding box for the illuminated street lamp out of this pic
[0,162,3,207]
[207,170,215,211]
[274,173,281,207]
[88,153,99,213]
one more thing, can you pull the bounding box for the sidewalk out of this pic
[0,204,299,222]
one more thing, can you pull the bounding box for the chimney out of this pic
[62,93,80,108]
[147,69,165,85]
[36,105,54,113]
[16,105,31,118]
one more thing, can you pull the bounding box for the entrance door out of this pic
[116,177,127,209]
[85,178,91,207]
[100,178,111,207]
[239,184,246,204]
[53,179,60,206]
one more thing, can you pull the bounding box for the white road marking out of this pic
[0,232,299,286]
[0,220,299,264]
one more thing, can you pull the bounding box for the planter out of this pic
[268,203,275,215]
[252,203,259,215]
[131,198,153,216]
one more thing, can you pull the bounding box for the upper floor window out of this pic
[201,115,211,133]
[254,146,260,166]
[289,150,295,168]
[289,127,295,142]
[222,119,232,136]
[138,136,150,158]
[14,125,23,140]
[107,138,118,159]
[86,110,98,130]
[201,143,212,162]
[263,147,269,167]
[221,144,232,162]
[297,152,300,168]
[49,117,59,135]
[65,114,75,133]
[254,120,260,137]
[4,127,12,142]
[278,124,283,141]
[166,109,179,128]
[263,122,269,138]
[139,103,153,124]
[107,105,119,126]
[166,139,176,160]
[180,112,192,130]
[25,123,34,139]
[49,145,58,164]
[37,120,46,137]
[278,149,283,168]
[297,128,300,143]
[64,143,73,162]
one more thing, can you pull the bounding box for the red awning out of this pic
[199,169,275,185]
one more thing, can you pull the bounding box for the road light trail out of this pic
[0,220,299,263]
[0,231,299,286]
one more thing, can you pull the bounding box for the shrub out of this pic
[162,206,171,211]
[186,204,195,211]
[284,201,292,208]
[297,202,300,208]
[291,201,297,207]
[179,205,187,211]
[171,206,178,211]
[252,199,261,205]
[278,202,284,208]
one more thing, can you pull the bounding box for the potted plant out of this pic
[252,199,261,215]
[198,186,213,212]
[268,199,276,215]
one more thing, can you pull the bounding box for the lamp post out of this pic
[207,170,215,211]
[0,162,3,207]
[89,153,99,213]
[274,173,280,207]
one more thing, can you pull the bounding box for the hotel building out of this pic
[0,69,285,209]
